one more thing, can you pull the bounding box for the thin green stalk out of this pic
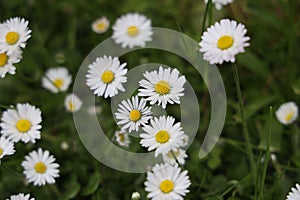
[232,63,256,174]
[171,150,184,170]
[201,0,212,35]
[0,104,13,110]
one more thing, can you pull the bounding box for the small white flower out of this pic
[138,66,186,109]
[0,50,22,78]
[112,13,153,48]
[21,148,59,186]
[287,183,300,200]
[115,96,152,132]
[91,17,110,34]
[0,103,42,143]
[162,148,188,165]
[86,55,127,98]
[42,67,72,93]
[204,0,234,10]
[145,163,191,200]
[276,102,298,125]
[7,193,35,200]
[140,115,188,157]
[64,93,83,113]
[0,136,15,159]
[114,130,130,147]
[60,141,69,150]
[199,19,250,65]
[131,191,141,200]
[0,17,31,55]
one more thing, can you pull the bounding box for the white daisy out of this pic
[64,93,83,113]
[140,115,188,157]
[204,0,234,10]
[162,148,188,165]
[145,163,191,200]
[86,55,127,98]
[112,13,153,48]
[0,17,31,55]
[131,192,141,200]
[42,67,72,93]
[276,102,298,125]
[7,193,35,200]
[0,49,22,78]
[0,136,15,159]
[287,183,300,200]
[21,148,60,186]
[199,19,250,65]
[91,17,110,34]
[115,96,152,132]
[0,103,42,143]
[138,66,186,109]
[114,130,130,147]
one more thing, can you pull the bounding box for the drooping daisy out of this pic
[86,55,127,98]
[6,193,35,200]
[204,0,234,10]
[140,115,187,157]
[114,130,130,147]
[0,17,31,55]
[162,148,188,165]
[145,163,191,200]
[42,67,72,93]
[112,13,153,48]
[91,17,110,34]
[276,102,298,125]
[286,183,300,200]
[199,19,250,65]
[0,49,22,78]
[0,136,15,159]
[115,96,152,132]
[64,93,83,113]
[21,148,60,186]
[138,66,186,109]
[0,103,42,143]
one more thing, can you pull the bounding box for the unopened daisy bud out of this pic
[204,0,234,10]
[60,141,69,151]
[131,192,141,200]
[91,17,110,34]
[64,93,83,113]
[276,102,298,125]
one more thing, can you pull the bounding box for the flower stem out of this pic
[201,0,212,35]
[0,104,13,110]
[170,150,184,170]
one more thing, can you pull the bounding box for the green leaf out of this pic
[81,172,101,196]
[244,96,277,119]
[61,178,81,200]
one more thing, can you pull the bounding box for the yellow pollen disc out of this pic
[0,148,3,156]
[34,162,47,174]
[217,35,234,50]
[155,130,170,144]
[127,26,139,37]
[6,31,20,45]
[53,79,64,89]
[155,81,170,95]
[97,23,106,31]
[68,101,75,111]
[101,70,115,83]
[129,110,141,122]
[285,112,294,123]
[16,119,31,133]
[160,180,174,193]
[0,53,8,67]
[119,133,125,142]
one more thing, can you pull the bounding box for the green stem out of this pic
[0,104,13,110]
[201,0,212,35]
[170,150,184,170]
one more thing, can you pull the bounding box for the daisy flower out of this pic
[162,148,188,165]
[204,0,234,10]
[0,49,22,78]
[138,66,186,109]
[64,93,83,113]
[91,17,110,34]
[21,148,59,186]
[6,193,35,200]
[42,67,72,93]
[131,192,141,200]
[112,13,153,48]
[115,96,152,132]
[145,163,191,200]
[86,55,127,98]
[0,136,15,159]
[199,19,250,65]
[286,183,300,200]
[276,102,298,125]
[0,17,31,55]
[140,115,188,157]
[114,130,130,147]
[0,103,42,143]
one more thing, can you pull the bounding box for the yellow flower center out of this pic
[155,130,170,144]
[155,81,170,95]
[127,25,139,37]
[101,70,115,83]
[129,110,141,122]
[0,53,8,67]
[6,31,20,45]
[160,180,174,193]
[285,111,295,123]
[119,133,125,142]
[53,79,64,89]
[68,101,75,111]
[16,119,32,133]
[217,35,234,50]
[97,22,106,31]
[0,148,3,156]
[34,162,47,174]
